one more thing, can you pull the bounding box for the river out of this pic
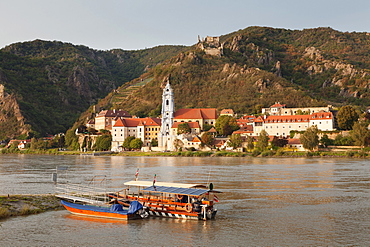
[0,154,369,246]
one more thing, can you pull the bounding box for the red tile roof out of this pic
[264,115,310,123]
[208,127,217,133]
[287,138,301,145]
[233,125,253,134]
[191,136,202,142]
[220,109,234,115]
[113,117,161,128]
[310,112,333,119]
[174,108,217,120]
[270,103,286,108]
[171,122,200,129]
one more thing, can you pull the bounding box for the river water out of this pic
[0,154,369,246]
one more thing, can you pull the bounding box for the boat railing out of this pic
[55,183,109,205]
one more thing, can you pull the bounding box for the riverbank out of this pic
[0,194,63,220]
[1,148,369,158]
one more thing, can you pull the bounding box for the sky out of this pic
[1,0,370,51]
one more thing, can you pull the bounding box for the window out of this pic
[166,100,169,105]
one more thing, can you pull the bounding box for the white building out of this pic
[158,82,177,151]
[253,112,335,137]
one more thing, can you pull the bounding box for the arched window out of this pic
[166,100,169,105]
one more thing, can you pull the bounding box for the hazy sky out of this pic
[1,0,369,51]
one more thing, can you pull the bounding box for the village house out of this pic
[220,109,235,117]
[111,117,161,152]
[253,112,335,137]
[262,102,332,116]
[94,109,132,131]
[173,108,217,130]
[7,139,31,149]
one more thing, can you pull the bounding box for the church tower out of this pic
[158,82,175,150]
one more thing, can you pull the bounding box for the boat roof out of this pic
[142,185,209,196]
[124,180,207,189]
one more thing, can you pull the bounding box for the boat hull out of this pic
[61,200,140,220]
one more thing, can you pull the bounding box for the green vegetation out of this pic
[256,130,269,151]
[300,125,319,151]
[2,27,370,143]
[337,106,359,130]
[215,116,239,136]
[0,41,188,139]
[177,122,191,134]
[0,195,63,219]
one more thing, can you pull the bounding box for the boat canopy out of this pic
[142,185,208,196]
[124,180,207,189]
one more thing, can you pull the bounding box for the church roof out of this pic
[174,108,217,120]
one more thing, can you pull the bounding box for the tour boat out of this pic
[108,180,221,220]
[60,200,146,220]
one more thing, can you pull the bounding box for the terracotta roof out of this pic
[264,115,310,123]
[191,136,202,142]
[270,103,286,108]
[310,112,333,119]
[254,116,264,122]
[208,127,217,133]
[238,115,256,122]
[233,125,253,134]
[174,108,217,120]
[287,138,301,145]
[220,109,234,115]
[213,139,226,147]
[113,117,161,128]
[171,122,200,129]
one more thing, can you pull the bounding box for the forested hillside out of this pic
[0,40,188,139]
[1,26,370,140]
[92,27,370,121]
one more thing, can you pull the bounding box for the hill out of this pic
[2,26,370,139]
[0,40,188,139]
[89,27,370,122]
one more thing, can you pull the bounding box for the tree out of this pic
[177,122,191,134]
[95,134,112,151]
[271,136,288,148]
[350,121,370,147]
[246,135,254,151]
[337,106,359,130]
[256,129,269,151]
[123,136,135,150]
[228,134,243,149]
[334,134,353,146]
[300,125,319,151]
[130,138,143,150]
[151,138,158,147]
[65,128,78,149]
[201,132,214,147]
[215,115,239,136]
[320,134,334,147]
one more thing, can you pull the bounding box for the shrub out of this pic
[0,207,10,219]
[346,150,355,157]
[261,150,275,157]
[251,149,261,157]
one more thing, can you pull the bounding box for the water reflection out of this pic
[0,155,370,246]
